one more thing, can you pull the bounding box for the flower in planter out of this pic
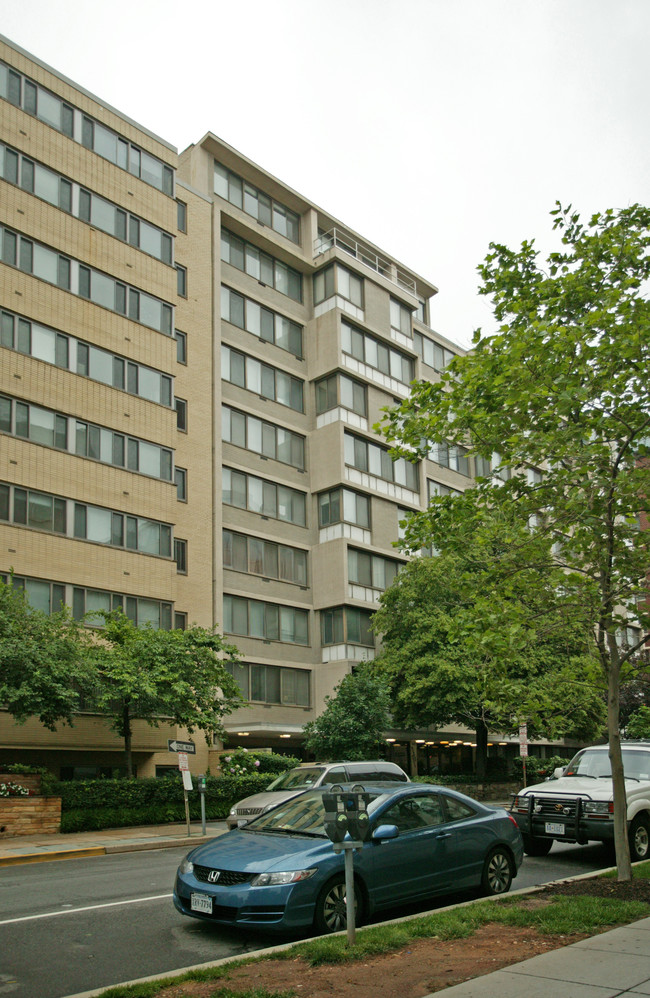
[0,781,31,797]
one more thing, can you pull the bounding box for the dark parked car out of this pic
[174,782,523,934]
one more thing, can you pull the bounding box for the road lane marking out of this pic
[0,893,172,926]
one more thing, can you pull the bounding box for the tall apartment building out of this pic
[0,36,538,779]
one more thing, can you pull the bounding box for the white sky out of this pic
[1,0,648,349]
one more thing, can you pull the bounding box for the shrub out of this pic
[512,755,571,783]
[217,749,300,777]
[53,772,272,832]
[0,780,31,797]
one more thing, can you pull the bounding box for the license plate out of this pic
[191,892,213,914]
[237,818,249,827]
[545,822,565,835]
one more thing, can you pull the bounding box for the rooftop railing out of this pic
[314,227,417,296]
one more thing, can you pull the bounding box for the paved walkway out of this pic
[1,823,649,998]
[0,818,228,865]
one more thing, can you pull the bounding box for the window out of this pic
[413,331,456,372]
[348,549,400,591]
[221,345,304,412]
[345,432,419,491]
[222,467,306,526]
[414,299,428,324]
[429,440,470,476]
[381,794,446,833]
[1,394,172,480]
[175,467,187,501]
[2,574,65,614]
[7,485,66,534]
[214,162,299,243]
[313,264,363,308]
[174,611,187,630]
[174,329,187,364]
[342,321,414,386]
[177,200,187,232]
[315,373,366,417]
[175,398,187,431]
[221,230,302,302]
[390,298,413,337]
[0,224,173,335]
[321,606,374,646]
[428,480,462,501]
[223,530,307,585]
[72,502,172,557]
[72,586,172,629]
[223,595,309,645]
[174,538,187,574]
[221,286,302,358]
[318,488,369,528]
[0,62,173,194]
[1,310,173,405]
[224,661,310,706]
[222,405,305,470]
[176,264,187,298]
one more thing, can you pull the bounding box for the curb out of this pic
[0,834,216,867]
[0,847,107,866]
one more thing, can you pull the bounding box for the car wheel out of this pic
[629,814,650,862]
[481,847,514,895]
[522,834,553,857]
[314,874,362,934]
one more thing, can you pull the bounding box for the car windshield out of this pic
[564,748,650,781]
[245,789,383,836]
[266,767,326,791]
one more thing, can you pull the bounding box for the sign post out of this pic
[519,723,528,787]
[169,742,195,835]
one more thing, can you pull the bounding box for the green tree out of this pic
[302,666,392,761]
[0,578,88,729]
[626,706,650,739]
[372,554,605,778]
[377,203,650,880]
[85,611,243,777]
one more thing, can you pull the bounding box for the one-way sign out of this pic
[168,739,196,754]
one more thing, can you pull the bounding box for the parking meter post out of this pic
[344,846,356,945]
[198,774,206,835]
[184,788,191,836]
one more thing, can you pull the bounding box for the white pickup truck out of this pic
[511,742,650,860]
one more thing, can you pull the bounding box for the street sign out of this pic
[177,752,189,771]
[168,739,196,754]
[182,770,193,791]
[519,723,528,758]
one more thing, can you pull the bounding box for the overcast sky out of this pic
[2,0,648,348]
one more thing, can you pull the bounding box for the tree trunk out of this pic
[123,703,133,779]
[605,636,632,881]
[475,719,488,780]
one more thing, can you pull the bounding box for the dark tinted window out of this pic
[443,796,476,822]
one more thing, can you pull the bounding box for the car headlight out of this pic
[583,801,613,816]
[229,807,237,816]
[250,868,317,887]
[179,856,194,874]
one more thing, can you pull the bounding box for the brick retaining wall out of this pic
[0,796,61,836]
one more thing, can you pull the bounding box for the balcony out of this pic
[314,228,417,297]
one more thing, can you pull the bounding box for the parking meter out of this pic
[198,775,207,792]
[323,785,349,843]
[198,774,207,834]
[345,785,372,843]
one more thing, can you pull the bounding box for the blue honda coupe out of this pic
[173,783,523,934]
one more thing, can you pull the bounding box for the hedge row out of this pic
[55,772,272,833]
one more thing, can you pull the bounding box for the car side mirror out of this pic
[373,823,399,841]
[553,767,565,779]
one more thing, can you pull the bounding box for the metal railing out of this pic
[314,227,417,296]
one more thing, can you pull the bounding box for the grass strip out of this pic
[92,862,650,997]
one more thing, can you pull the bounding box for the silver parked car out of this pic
[226,760,409,830]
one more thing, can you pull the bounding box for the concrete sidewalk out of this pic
[435,916,650,997]
[2,823,650,998]
[0,818,228,865]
